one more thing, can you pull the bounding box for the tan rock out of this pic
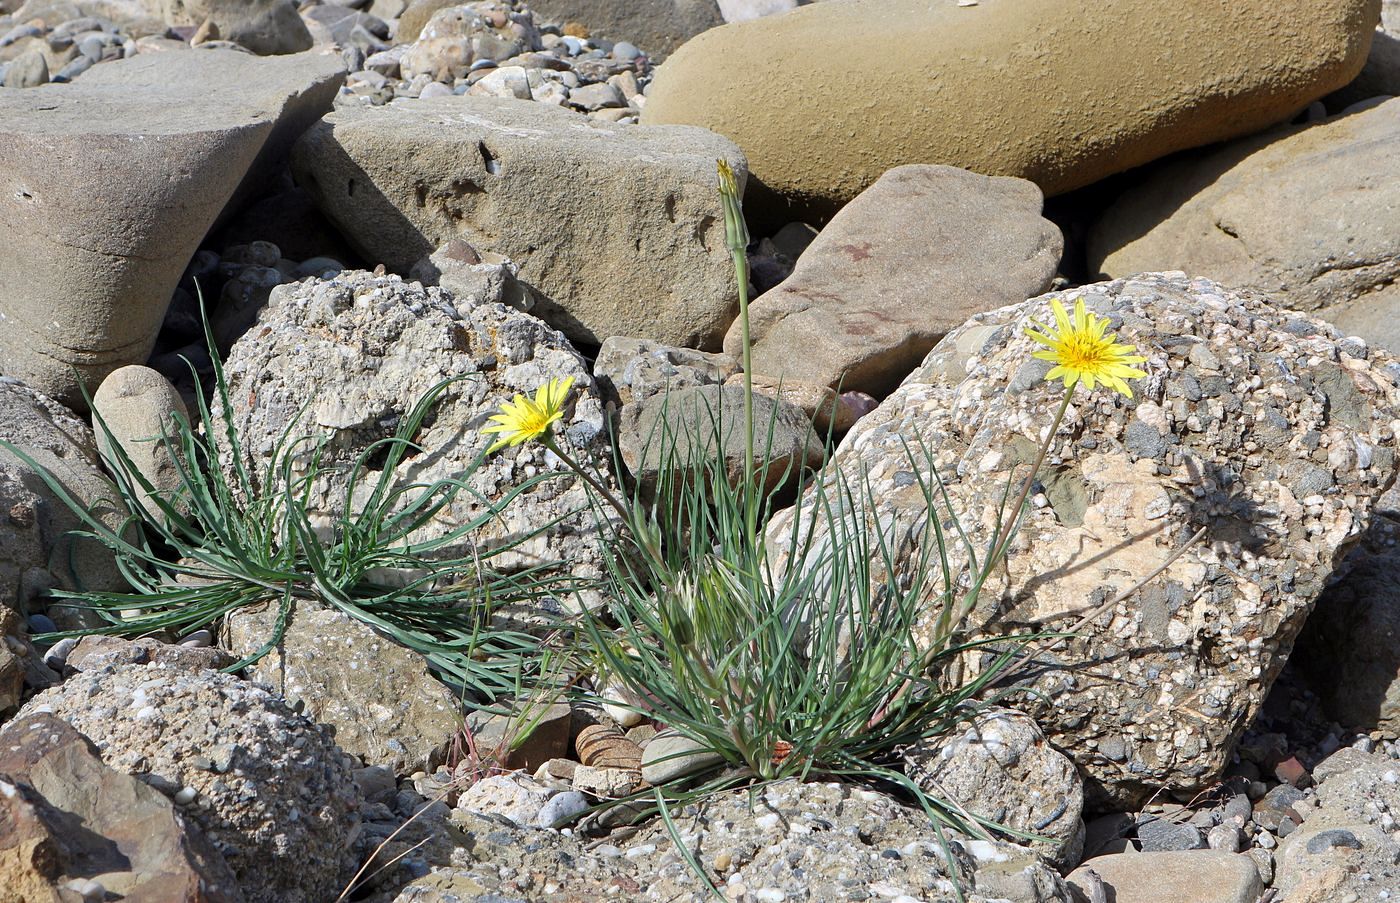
[642,0,1380,224]
[92,365,188,522]
[724,164,1060,397]
[1068,851,1262,903]
[1090,97,1400,356]
[293,95,745,348]
[224,602,461,775]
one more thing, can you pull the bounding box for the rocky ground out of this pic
[3,1,1400,902]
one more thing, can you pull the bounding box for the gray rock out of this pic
[534,789,588,827]
[1,47,46,85]
[0,49,344,409]
[1292,514,1400,733]
[594,335,741,406]
[769,273,1400,809]
[455,772,556,827]
[11,664,362,903]
[91,365,188,522]
[520,0,722,60]
[906,706,1084,868]
[1090,98,1400,356]
[217,270,619,607]
[1067,851,1262,903]
[1274,746,1400,902]
[568,80,623,110]
[146,0,312,55]
[0,379,129,624]
[1135,815,1206,852]
[292,94,746,349]
[639,729,724,785]
[727,164,1061,397]
[224,602,461,775]
[0,713,243,901]
[617,383,824,498]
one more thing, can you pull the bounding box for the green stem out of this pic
[543,436,630,524]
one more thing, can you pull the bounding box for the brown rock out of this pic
[0,713,242,902]
[724,165,1061,397]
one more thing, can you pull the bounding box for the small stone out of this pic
[640,730,725,785]
[3,50,48,88]
[173,786,198,805]
[534,789,588,827]
[611,41,640,61]
[1254,784,1306,831]
[1274,755,1312,788]
[1305,828,1363,854]
[1207,823,1242,852]
[1136,815,1205,852]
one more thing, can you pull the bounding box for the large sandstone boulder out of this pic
[727,164,1062,397]
[0,49,345,409]
[772,273,1400,809]
[1090,97,1400,356]
[224,602,462,775]
[293,95,745,349]
[0,713,242,902]
[15,664,362,903]
[217,270,620,606]
[1329,0,1400,108]
[642,0,1380,225]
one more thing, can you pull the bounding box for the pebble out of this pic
[611,41,641,61]
[1136,815,1205,851]
[42,637,79,670]
[535,790,589,827]
[1305,828,1363,854]
[173,785,198,805]
[180,629,213,648]
[26,614,57,635]
[1207,823,1243,852]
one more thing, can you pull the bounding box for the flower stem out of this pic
[543,436,630,524]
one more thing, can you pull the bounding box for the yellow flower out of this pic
[1025,298,1148,398]
[481,376,575,454]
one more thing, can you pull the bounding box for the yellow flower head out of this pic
[481,376,575,454]
[1025,298,1148,398]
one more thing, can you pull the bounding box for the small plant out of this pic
[478,161,1162,898]
[1,314,577,703]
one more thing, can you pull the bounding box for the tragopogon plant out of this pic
[2,316,576,702]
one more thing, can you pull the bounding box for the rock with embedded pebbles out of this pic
[294,94,745,349]
[0,49,344,409]
[1091,97,1400,356]
[224,602,461,775]
[642,0,1380,224]
[907,706,1084,868]
[1273,746,1400,901]
[394,780,1072,902]
[218,270,619,606]
[772,273,1400,809]
[726,164,1062,397]
[15,663,362,903]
